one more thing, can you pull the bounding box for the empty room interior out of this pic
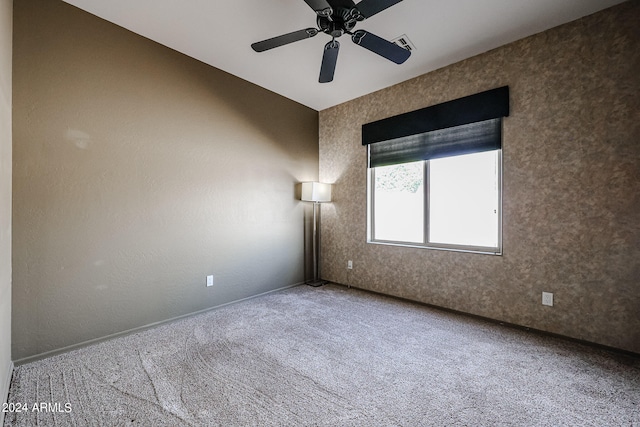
[1,0,639,425]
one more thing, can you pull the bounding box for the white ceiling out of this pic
[62,0,624,111]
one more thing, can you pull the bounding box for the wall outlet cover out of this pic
[542,291,553,306]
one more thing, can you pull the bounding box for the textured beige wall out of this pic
[319,2,640,353]
[0,0,12,415]
[13,0,319,360]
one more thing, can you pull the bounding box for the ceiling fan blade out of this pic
[303,0,333,17]
[351,29,410,64]
[319,40,340,83]
[355,0,403,19]
[251,28,319,52]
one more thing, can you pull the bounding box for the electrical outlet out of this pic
[347,260,353,270]
[542,291,553,306]
[206,275,214,287]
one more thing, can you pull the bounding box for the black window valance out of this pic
[363,86,509,168]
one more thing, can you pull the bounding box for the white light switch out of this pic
[206,275,214,287]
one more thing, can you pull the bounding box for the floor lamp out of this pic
[301,182,332,287]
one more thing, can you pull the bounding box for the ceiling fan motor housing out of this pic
[317,7,359,38]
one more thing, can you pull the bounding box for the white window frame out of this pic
[367,149,503,255]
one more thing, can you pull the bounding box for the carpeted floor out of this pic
[5,284,640,426]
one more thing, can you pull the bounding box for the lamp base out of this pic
[306,279,328,287]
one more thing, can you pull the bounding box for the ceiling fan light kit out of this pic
[251,0,410,83]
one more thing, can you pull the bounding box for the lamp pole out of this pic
[300,182,332,287]
[311,201,320,285]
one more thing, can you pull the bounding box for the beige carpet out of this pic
[5,284,640,426]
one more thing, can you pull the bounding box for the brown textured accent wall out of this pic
[13,0,318,360]
[1,0,12,415]
[319,2,640,353]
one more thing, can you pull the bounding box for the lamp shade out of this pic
[301,182,332,203]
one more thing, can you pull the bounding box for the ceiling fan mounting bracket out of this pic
[317,7,333,17]
[351,29,365,44]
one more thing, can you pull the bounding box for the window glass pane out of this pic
[373,161,424,243]
[428,150,499,247]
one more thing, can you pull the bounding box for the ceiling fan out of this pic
[251,0,411,83]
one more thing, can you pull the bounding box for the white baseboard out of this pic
[0,360,14,426]
[14,282,304,366]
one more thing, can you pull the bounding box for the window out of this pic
[372,160,424,243]
[362,87,509,255]
[368,150,501,254]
